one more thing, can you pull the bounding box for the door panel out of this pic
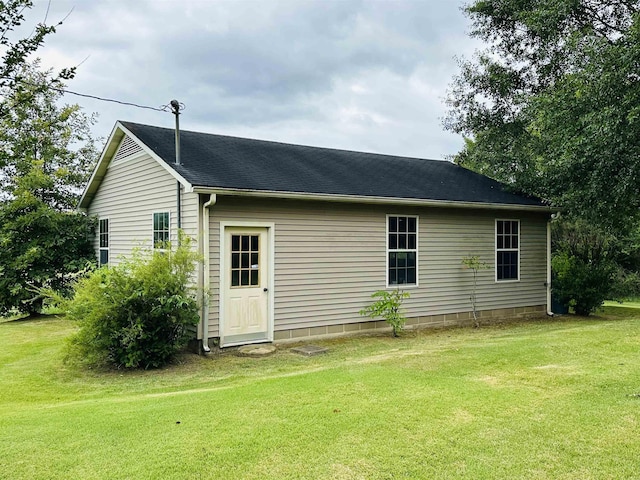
[222,227,270,345]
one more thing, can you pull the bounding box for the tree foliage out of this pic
[0,2,98,315]
[446,0,640,231]
[0,61,98,208]
[0,165,95,316]
[0,0,75,117]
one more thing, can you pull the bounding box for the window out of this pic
[387,215,418,286]
[99,218,109,265]
[153,212,170,249]
[230,234,260,287]
[496,219,519,281]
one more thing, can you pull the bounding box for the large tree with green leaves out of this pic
[445,0,640,232]
[0,61,98,208]
[0,1,97,315]
[0,165,95,316]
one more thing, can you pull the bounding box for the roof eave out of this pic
[191,186,554,213]
[77,123,125,210]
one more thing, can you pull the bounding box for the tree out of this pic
[0,2,98,316]
[0,165,95,316]
[0,61,98,208]
[445,1,640,232]
[0,1,74,115]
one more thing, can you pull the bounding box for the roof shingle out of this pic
[121,121,545,208]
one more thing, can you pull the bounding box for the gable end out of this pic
[112,135,144,165]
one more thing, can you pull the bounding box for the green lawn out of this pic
[1,310,639,479]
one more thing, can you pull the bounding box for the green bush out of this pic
[66,234,200,369]
[360,289,410,337]
[551,219,616,316]
[552,252,615,316]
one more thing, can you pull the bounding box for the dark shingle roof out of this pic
[121,121,545,208]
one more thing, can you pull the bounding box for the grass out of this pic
[1,311,640,479]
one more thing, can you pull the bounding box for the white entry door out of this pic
[221,227,270,346]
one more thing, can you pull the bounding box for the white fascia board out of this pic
[190,186,555,213]
[77,123,125,210]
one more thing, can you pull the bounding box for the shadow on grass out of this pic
[0,313,62,325]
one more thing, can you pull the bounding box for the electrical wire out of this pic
[50,86,168,112]
[1,75,177,113]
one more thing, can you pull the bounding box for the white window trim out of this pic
[495,219,520,283]
[152,211,171,251]
[385,214,419,289]
[98,217,109,266]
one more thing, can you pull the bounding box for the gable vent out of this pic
[112,135,143,164]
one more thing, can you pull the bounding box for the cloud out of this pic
[31,0,478,159]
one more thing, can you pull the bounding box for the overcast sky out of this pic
[31,0,479,160]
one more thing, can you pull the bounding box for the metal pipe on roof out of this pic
[171,100,182,233]
[171,100,181,166]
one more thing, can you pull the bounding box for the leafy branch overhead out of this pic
[445,0,640,232]
[0,1,76,116]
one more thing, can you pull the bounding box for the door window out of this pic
[231,234,260,287]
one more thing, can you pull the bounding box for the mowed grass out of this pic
[1,310,640,480]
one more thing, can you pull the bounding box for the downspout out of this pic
[171,100,182,234]
[547,217,554,316]
[201,193,217,353]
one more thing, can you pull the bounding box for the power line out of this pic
[49,86,167,112]
[2,76,175,113]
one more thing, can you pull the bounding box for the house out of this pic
[79,121,553,350]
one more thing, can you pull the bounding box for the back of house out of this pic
[79,121,553,349]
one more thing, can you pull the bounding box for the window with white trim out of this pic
[496,219,519,281]
[99,218,109,265]
[387,215,418,286]
[153,212,170,250]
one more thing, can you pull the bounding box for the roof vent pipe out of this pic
[170,99,181,166]
[171,100,182,232]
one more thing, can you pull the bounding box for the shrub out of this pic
[551,220,616,316]
[360,289,410,337]
[66,233,200,369]
[461,255,489,328]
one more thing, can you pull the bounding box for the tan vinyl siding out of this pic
[87,136,198,264]
[207,197,547,338]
